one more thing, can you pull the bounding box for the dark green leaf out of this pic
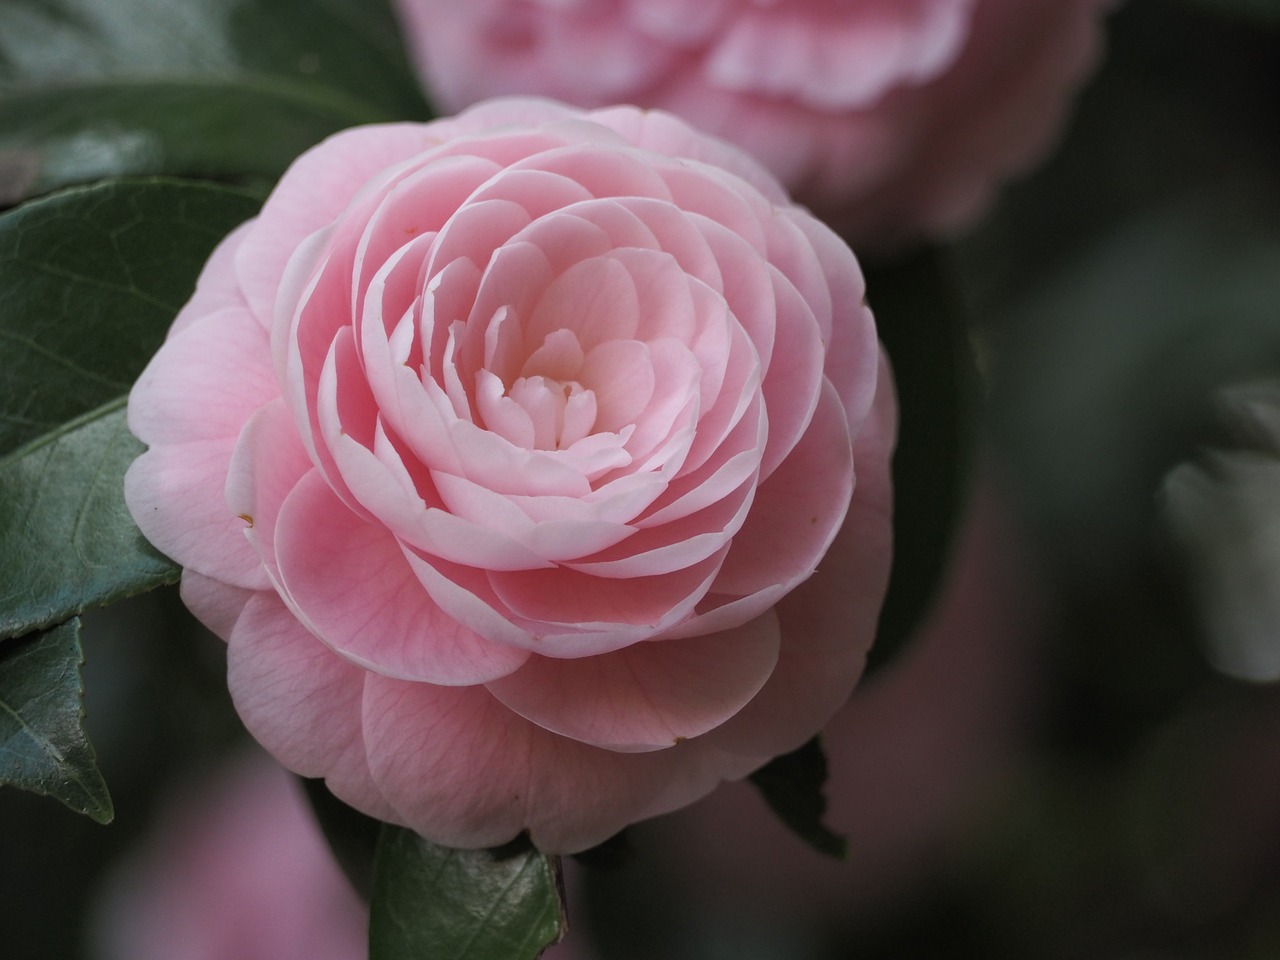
[862,247,978,673]
[370,827,566,960]
[0,81,389,204]
[748,735,846,860]
[0,178,261,639]
[0,0,432,200]
[0,618,112,821]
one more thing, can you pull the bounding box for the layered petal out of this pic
[486,610,780,751]
[226,591,399,823]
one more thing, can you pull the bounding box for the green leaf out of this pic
[0,81,387,204]
[862,247,978,673]
[0,618,112,822]
[0,0,432,200]
[0,178,261,639]
[748,735,846,859]
[370,827,566,960]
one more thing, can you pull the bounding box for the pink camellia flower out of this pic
[392,0,1114,247]
[125,97,895,853]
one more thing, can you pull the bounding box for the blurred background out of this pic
[4,1,1280,958]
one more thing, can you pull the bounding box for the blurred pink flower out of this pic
[125,98,895,853]
[394,0,1115,247]
[93,752,366,960]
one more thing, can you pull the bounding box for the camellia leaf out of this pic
[0,618,112,822]
[0,0,432,201]
[749,735,846,859]
[0,178,262,640]
[369,826,566,960]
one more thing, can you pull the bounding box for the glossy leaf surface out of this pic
[0,178,261,639]
[370,826,566,960]
[0,0,432,200]
[0,618,112,822]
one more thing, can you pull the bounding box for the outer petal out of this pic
[226,590,399,824]
[704,349,897,759]
[125,437,269,591]
[361,675,699,851]
[128,304,277,446]
[235,123,446,327]
[224,398,315,585]
[485,610,780,752]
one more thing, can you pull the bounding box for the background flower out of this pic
[91,752,366,960]
[123,98,895,854]
[392,0,1116,246]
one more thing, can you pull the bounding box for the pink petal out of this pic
[354,154,503,300]
[467,238,571,346]
[580,338,655,433]
[424,199,534,304]
[432,470,634,562]
[639,398,764,528]
[355,231,439,377]
[360,675,687,852]
[610,196,725,286]
[236,123,441,327]
[514,470,666,526]
[226,590,398,823]
[273,469,530,684]
[488,545,728,636]
[527,256,641,353]
[419,255,483,397]
[325,413,564,571]
[399,545,536,649]
[754,267,825,480]
[655,161,769,252]
[607,247,701,343]
[470,167,596,220]
[565,467,756,579]
[523,200,662,274]
[616,337,702,474]
[125,438,268,590]
[224,397,314,584]
[712,379,854,597]
[784,208,880,430]
[674,311,762,479]
[486,609,780,751]
[591,104,787,205]
[129,305,278,447]
[704,351,897,759]
[704,1,972,110]
[446,420,593,498]
[521,327,586,382]
[513,141,675,203]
